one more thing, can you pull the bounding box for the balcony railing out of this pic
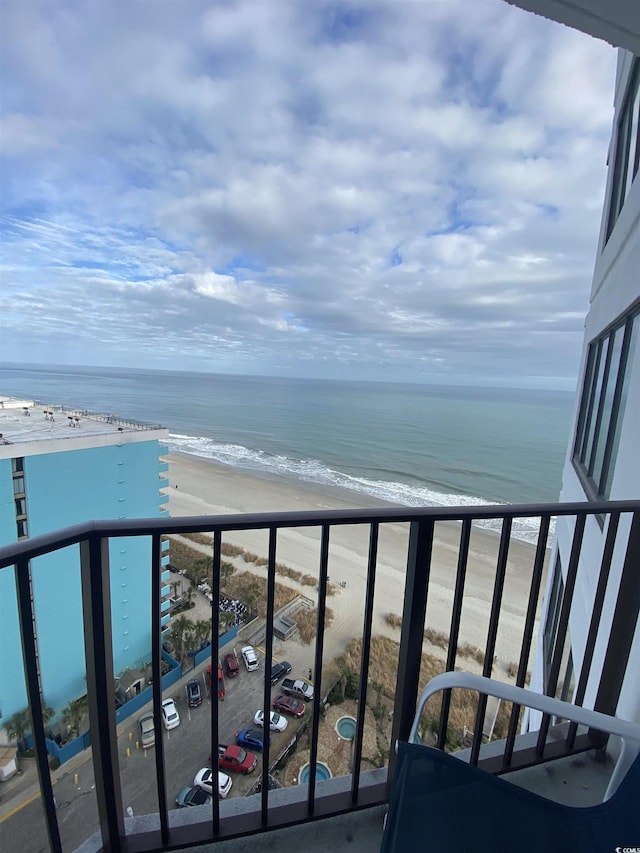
[1,499,639,853]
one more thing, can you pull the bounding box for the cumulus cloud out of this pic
[0,0,616,387]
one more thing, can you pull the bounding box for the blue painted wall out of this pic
[0,439,165,722]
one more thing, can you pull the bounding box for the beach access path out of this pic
[167,453,548,675]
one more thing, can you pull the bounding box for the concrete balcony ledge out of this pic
[76,769,388,853]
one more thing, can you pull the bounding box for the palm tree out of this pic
[4,708,31,751]
[61,696,88,738]
[192,619,211,648]
[191,558,211,587]
[167,614,191,664]
[243,580,262,618]
[219,610,236,632]
[220,560,235,588]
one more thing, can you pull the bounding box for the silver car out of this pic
[138,713,155,748]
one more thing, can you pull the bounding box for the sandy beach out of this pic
[168,452,546,673]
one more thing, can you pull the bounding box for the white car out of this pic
[253,710,288,732]
[241,645,259,672]
[161,698,180,730]
[194,767,232,799]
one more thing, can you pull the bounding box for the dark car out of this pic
[224,651,240,678]
[175,786,212,808]
[273,694,306,717]
[270,660,292,685]
[236,728,270,753]
[187,678,203,708]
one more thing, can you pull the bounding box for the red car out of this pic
[223,651,240,678]
[273,694,306,717]
[214,744,257,774]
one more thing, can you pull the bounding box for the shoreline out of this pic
[167,452,548,669]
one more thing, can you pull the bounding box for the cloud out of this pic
[0,0,617,387]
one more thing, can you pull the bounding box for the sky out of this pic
[0,0,617,389]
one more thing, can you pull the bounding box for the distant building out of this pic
[0,397,171,721]
[532,51,640,723]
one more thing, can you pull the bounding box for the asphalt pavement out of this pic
[0,641,314,853]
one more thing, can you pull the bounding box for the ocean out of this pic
[1,364,574,538]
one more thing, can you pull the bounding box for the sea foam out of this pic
[168,433,550,544]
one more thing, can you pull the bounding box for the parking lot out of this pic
[120,643,312,809]
[0,641,317,853]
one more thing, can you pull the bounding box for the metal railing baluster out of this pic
[471,516,512,766]
[307,524,330,815]
[351,522,379,805]
[438,518,472,750]
[260,526,278,825]
[536,513,586,757]
[15,554,63,853]
[503,514,550,767]
[80,534,124,852]
[150,531,169,844]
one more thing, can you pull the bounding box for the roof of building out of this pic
[0,397,166,447]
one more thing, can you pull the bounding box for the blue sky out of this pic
[0,0,617,388]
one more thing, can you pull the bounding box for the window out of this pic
[11,457,24,474]
[15,497,27,517]
[17,519,29,539]
[12,476,25,496]
[606,59,640,242]
[573,307,638,499]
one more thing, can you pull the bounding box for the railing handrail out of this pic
[2,498,639,569]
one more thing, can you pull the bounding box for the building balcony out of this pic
[0,498,638,853]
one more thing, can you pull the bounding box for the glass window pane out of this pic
[590,325,623,483]
[583,337,609,466]
[607,108,631,237]
[602,315,639,497]
[573,344,597,458]
[624,76,640,198]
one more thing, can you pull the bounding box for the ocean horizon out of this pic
[1,363,575,541]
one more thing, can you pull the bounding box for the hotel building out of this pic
[0,398,170,722]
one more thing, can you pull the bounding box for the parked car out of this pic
[273,694,306,717]
[138,714,155,749]
[253,710,288,732]
[236,728,270,752]
[241,645,259,672]
[175,786,212,808]
[224,650,240,677]
[161,698,180,730]
[194,767,232,799]
[187,679,203,708]
[281,678,314,702]
[216,744,257,774]
[270,660,292,685]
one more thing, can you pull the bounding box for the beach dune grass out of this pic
[337,635,517,751]
[295,607,335,644]
[225,571,297,617]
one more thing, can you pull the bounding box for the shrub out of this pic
[327,681,344,705]
[384,612,403,630]
[423,627,449,649]
[221,542,245,557]
[296,607,334,644]
[183,532,212,545]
